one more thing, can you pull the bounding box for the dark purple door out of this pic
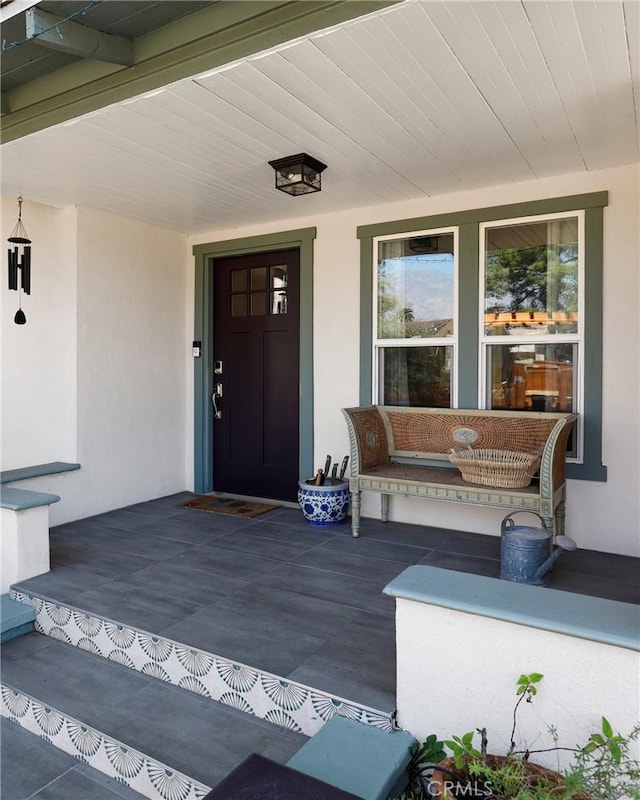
[213,249,300,501]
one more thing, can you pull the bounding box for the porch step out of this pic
[2,716,148,800]
[1,594,35,643]
[1,632,307,800]
[10,588,394,738]
[4,591,398,798]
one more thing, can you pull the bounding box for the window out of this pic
[374,230,456,407]
[480,213,583,458]
[230,265,288,316]
[358,193,607,480]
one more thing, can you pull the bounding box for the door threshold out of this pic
[205,490,298,510]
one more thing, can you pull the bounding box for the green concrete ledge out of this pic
[1,594,35,642]
[0,487,61,511]
[384,565,640,652]
[287,716,416,800]
[1,461,80,484]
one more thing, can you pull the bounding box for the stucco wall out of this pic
[394,595,640,772]
[3,164,637,552]
[1,197,77,468]
[1,201,190,524]
[190,164,640,557]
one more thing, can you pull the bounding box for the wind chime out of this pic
[7,196,31,325]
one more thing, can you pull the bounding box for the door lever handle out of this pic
[212,385,222,420]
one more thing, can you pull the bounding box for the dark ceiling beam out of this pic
[25,7,134,66]
[1,1,400,145]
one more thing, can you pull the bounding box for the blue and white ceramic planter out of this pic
[297,480,350,525]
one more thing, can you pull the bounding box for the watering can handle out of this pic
[501,511,548,536]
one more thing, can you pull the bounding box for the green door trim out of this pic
[357,192,608,482]
[192,227,316,493]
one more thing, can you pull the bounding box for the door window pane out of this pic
[484,217,579,335]
[251,292,267,316]
[272,291,287,315]
[270,265,288,289]
[251,267,267,291]
[379,346,452,407]
[377,233,455,339]
[231,269,247,293]
[231,294,247,317]
[270,265,288,314]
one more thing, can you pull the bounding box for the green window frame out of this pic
[357,192,608,482]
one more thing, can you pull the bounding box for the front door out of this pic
[212,249,300,501]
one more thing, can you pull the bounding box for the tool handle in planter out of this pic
[501,510,547,535]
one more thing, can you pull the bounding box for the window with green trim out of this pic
[359,193,607,480]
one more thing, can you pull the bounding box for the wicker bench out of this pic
[341,406,577,538]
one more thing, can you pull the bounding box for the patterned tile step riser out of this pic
[10,590,392,737]
[1,685,211,800]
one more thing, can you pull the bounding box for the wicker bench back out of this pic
[383,409,557,458]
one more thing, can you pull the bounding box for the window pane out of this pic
[271,291,287,314]
[377,233,455,339]
[231,269,247,292]
[379,346,452,407]
[270,265,288,289]
[231,294,247,317]
[251,292,267,316]
[270,266,288,314]
[486,343,576,413]
[484,218,578,335]
[251,267,267,291]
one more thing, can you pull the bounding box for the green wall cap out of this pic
[0,487,61,510]
[384,565,639,652]
[1,462,81,484]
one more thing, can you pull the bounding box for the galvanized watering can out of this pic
[500,511,577,585]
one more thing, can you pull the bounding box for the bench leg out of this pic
[554,498,566,538]
[381,493,389,523]
[351,490,361,538]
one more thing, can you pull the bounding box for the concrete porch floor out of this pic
[2,493,639,799]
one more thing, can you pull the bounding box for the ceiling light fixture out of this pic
[268,153,327,196]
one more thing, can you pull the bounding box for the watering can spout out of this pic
[533,535,578,582]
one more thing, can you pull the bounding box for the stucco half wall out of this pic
[387,566,640,772]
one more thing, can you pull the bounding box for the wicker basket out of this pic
[449,447,541,488]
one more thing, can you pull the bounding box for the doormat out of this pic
[179,495,280,518]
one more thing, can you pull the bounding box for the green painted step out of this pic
[1,595,35,643]
[287,715,416,800]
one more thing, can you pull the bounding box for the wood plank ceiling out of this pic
[1,0,638,235]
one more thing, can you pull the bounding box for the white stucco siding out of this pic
[1,198,77,469]
[1,201,190,524]
[73,207,189,522]
[191,164,640,557]
[394,596,640,772]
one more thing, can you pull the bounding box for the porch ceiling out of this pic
[1,0,638,236]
